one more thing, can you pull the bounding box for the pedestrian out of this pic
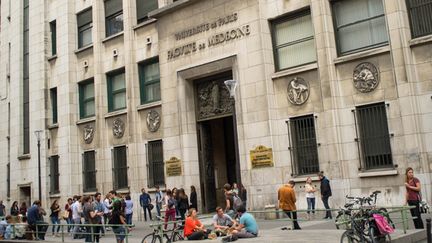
[19,202,27,216]
[164,189,176,230]
[173,187,180,217]
[190,185,198,211]
[232,183,239,195]
[10,201,19,216]
[0,200,5,217]
[238,183,247,209]
[50,200,61,237]
[27,200,48,240]
[103,193,112,232]
[223,205,258,242]
[223,183,235,217]
[184,208,209,240]
[65,198,73,233]
[124,195,133,225]
[318,171,332,219]
[139,188,152,221]
[178,188,189,221]
[72,195,82,239]
[93,193,106,235]
[405,167,424,229]
[83,195,103,243]
[155,186,163,217]
[305,177,316,219]
[110,200,126,243]
[278,180,301,230]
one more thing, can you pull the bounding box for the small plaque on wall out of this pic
[166,157,182,177]
[250,145,273,168]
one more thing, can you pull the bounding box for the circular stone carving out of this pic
[287,77,310,105]
[112,118,125,138]
[146,110,161,132]
[83,124,95,144]
[353,62,380,93]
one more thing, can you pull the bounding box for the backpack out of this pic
[232,193,243,211]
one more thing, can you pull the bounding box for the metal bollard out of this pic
[427,218,431,243]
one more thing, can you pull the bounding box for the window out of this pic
[112,146,128,190]
[79,80,95,118]
[49,155,60,194]
[354,102,393,170]
[50,87,58,124]
[139,58,160,104]
[147,140,165,187]
[407,0,432,38]
[107,70,126,112]
[271,9,316,70]
[288,115,319,175]
[77,8,93,48]
[136,0,158,24]
[83,151,97,192]
[332,0,388,55]
[50,20,57,55]
[105,0,123,37]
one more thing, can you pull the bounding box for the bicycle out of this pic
[141,216,184,243]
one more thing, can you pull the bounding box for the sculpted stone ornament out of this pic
[196,80,233,121]
[146,110,161,132]
[112,118,125,138]
[83,125,95,144]
[353,62,379,93]
[287,77,310,105]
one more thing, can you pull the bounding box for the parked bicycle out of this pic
[142,216,184,243]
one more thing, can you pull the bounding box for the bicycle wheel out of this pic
[141,233,162,243]
[340,230,361,243]
[336,211,351,230]
[172,231,184,242]
[368,226,390,243]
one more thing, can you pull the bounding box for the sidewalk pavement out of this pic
[1,217,427,243]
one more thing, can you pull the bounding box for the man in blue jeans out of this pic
[140,188,152,221]
[27,200,48,240]
[319,171,332,219]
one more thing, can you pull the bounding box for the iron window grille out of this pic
[77,8,93,48]
[270,8,317,71]
[50,20,56,55]
[79,79,95,119]
[107,69,126,112]
[331,0,388,55]
[138,57,161,104]
[406,0,432,38]
[136,0,158,24]
[49,155,60,194]
[146,140,165,188]
[112,146,128,190]
[287,115,320,176]
[50,87,58,124]
[82,151,97,192]
[353,102,393,170]
[105,0,123,37]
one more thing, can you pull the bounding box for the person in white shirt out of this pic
[305,177,316,220]
[71,196,82,239]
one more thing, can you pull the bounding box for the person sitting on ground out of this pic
[0,215,7,239]
[223,205,258,242]
[184,208,210,240]
[212,206,237,236]
[2,215,14,240]
[15,215,28,240]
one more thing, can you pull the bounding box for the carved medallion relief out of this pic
[353,62,380,93]
[83,124,95,144]
[196,80,234,121]
[146,110,161,132]
[112,118,125,138]
[287,77,310,105]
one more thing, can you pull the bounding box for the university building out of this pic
[0,0,431,215]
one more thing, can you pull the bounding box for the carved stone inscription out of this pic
[196,80,234,121]
[353,62,380,93]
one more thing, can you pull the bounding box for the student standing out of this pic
[305,177,316,219]
[139,188,152,221]
[405,167,424,229]
[278,180,301,230]
[318,171,332,219]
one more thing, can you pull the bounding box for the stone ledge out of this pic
[104,109,127,119]
[76,116,96,125]
[137,101,162,111]
[291,176,320,183]
[102,31,124,44]
[334,45,390,65]
[17,154,31,160]
[133,18,157,31]
[409,34,432,47]
[358,169,398,178]
[74,44,93,54]
[149,0,200,18]
[47,54,57,62]
[271,63,318,80]
[47,123,59,130]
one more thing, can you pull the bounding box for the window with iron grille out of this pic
[105,0,123,37]
[288,115,320,175]
[147,140,165,187]
[107,69,126,112]
[50,20,56,55]
[77,8,92,48]
[332,0,388,55]
[112,146,128,190]
[354,102,393,170]
[79,79,95,119]
[406,0,432,38]
[83,151,97,192]
[50,87,58,124]
[270,9,316,71]
[49,155,60,194]
[139,57,160,104]
[136,0,158,24]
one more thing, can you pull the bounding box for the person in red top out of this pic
[184,208,209,240]
[405,167,424,229]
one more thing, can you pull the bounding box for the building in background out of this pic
[0,0,431,216]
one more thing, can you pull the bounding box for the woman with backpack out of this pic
[164,189,176,230]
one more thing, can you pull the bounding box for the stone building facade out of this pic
[0,0,431,216]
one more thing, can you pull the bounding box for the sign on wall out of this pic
[166,157,182,176]
[250,145,273,168]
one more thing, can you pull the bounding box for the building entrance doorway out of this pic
[19,185,31,208]
[194,71,241,213]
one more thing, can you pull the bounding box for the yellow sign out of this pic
[166,157,182,177]
[250,145,273,168]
